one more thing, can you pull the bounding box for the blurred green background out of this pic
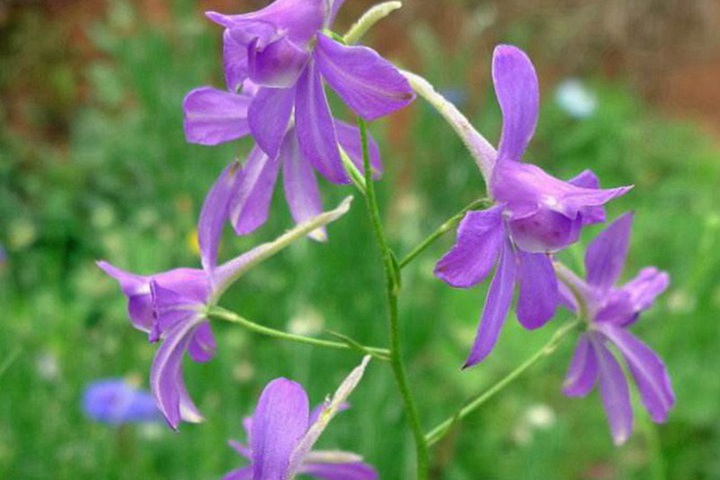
[1,0,719,478]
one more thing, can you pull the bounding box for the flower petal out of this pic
[251,378,310,480]
[222,29,249,92]
[553,261,594,313]
[187,322,216,363]
[281,128,326,241]
[585,213,633,291]
[248,86,295,158]
[335,120,382,178]
[515,250,558,329]
[492,160,632,221]
[508,208,582,253]
[492,45,539,162]
[300,460,378,480]
[207,0,326,46]
[150,318,206,429]
[563,334,599,397]
[434,207,504,288]
[248,35,310,88]
[593,338,633,446]
[221,466,253,480]
[199,162,241,272]
[295,61,348,184]
[597,324,675,423]
[464,241,517,367]
[567,169,605,225]
[288,357,371,476]
[594,290,636,326]
[230,146,281,236]
[315,33,414,120]
[97,261,153,332]
[213,197,353,291]
[183,87,251,146]
[623,267,670,314]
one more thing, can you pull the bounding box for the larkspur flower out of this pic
[184,0,413,239]
[559,213,674,445]
[434,45,631,367]
[99,164,353,428]
[223,356,377,480]
[83,379,161,425]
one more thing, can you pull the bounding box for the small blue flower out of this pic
[555,79,597,119]
[83,379,162,425]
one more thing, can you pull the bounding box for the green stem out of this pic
[399,198,491,269]
[425,319,582,446]
[209,307,390,361]
[358,118,429,479]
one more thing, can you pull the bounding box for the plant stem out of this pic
[401,69,497,182]
[399,198,491,269]
[424,319,582,446]
[358,118,429,479]
[343,1,403,45]
[208,306,390,361]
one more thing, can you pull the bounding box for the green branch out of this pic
[399,197,491,269]
[425,319,582,446]
[209,307,390,361]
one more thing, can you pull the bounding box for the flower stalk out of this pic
[425,318,582,446]
[399,197,492,269]
[209,306,390,361]
[358,118,430,479]
[343,1,403,45]
[401,69,497,181]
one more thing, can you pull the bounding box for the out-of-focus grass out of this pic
[1,1,719,479]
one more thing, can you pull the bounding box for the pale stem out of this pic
[343,1,403,44]
[401,69,497,182]
[211,197,353,300]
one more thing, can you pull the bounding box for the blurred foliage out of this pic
[1,1,720,480]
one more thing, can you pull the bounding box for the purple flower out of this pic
[83,379,161,425]
[560,213,673,445]
[434,45,631,367]
[184,0,413,238]
[99,164,353,429]
[223,357,377,480]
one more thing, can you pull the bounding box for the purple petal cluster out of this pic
[83,379,161,425]
[99,164,352,429]
[559,213,673,444]
[184,0,413,238]
[435,45,631,367]
[223,357,377,480]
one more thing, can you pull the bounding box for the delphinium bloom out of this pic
[559,213,673,445]
[223,356,377,480]
[434,45,631,367]
[184,0,414,239]
[99,164,353,428]
[83,379,161,424]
